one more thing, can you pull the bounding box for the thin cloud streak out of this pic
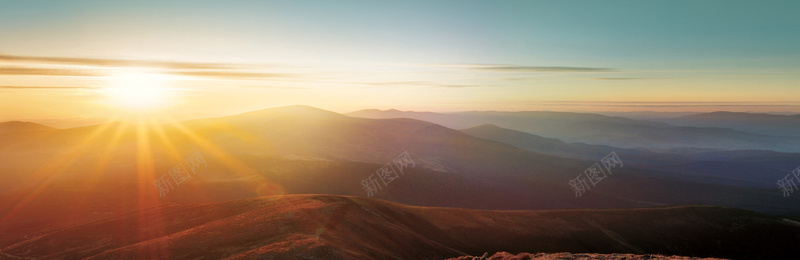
[173,71,292,79]
[0,86,100,89]
[478,66,613,73]
[236,85,310,89]
[428,63,615,73]
[0,54,296,80]
[586,77,642,80]
[0,54,247,70]
[358,81,486,88]
[0,67,100,77]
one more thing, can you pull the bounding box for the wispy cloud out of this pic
[237,85,310,89]
[0,86,100,89]
[359,81,485,88]
[0,67,99,77]
[0,54,246,70]
[173,70,292,79]
[586,77,642,80]
[361,81,429,86]
[0,53,294,80]
[477,65,613,73]
[431,63,615,73]
[436,84,485,88]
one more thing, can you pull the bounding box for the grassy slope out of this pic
[2,195,798,259]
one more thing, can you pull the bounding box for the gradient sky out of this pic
[2,0,800,124]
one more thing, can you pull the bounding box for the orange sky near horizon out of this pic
[2,52,799,127]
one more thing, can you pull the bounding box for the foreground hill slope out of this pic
[2,195,798,259]
[448,252,728,260]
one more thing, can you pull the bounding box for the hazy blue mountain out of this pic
[460,124,686,164]
[349,109,800,152]
[660,111,800,137]
[460,124,800,189]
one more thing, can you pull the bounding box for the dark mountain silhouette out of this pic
[2,195,798,259]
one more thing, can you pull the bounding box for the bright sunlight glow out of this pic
[105,71,172,111]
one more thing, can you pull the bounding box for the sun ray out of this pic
[133,117,161,245]
[147,119,221,202]
[64,120,132,225]
[167,121,260,178]
[0,117,123,225]
[167,120,285,197]
[85,121,131,179]
[148,117,187,164]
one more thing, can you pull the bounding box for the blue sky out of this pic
[3,1,797,64]
[2,0,800,121]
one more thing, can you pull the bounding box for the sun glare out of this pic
[105,71,172,111]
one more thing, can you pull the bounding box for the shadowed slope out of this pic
[1,195,798,259]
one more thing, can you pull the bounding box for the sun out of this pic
[105,70,172,111]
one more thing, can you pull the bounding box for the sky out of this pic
[2,0,800,125]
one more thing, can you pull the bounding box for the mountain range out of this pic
[348,109,800,152]
[2,106,799,259]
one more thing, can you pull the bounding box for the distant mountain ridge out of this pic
[660,111,800,137]
[461,123,624,160]
[348,109,800,152]
[0,121,54,134]
[458,123,703,166]
[460,123,800,189]
[684,111,800,119]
